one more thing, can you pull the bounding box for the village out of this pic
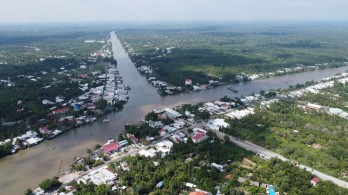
[0,39,130,157]
[28,71,348,195]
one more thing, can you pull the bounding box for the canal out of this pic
[0,31,347,194]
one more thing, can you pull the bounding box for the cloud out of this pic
[0,0,347,23]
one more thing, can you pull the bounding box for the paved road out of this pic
[60,124,192,184]
[212,129,348,189]
[62,123,348,189]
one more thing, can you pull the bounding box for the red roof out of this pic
[185,79,192,85]
[189,192,207,195]
[225,174,232,180]
[40,126,49,132]
[79,74,89,78]
[86,103,96,110]
[196,129,206,134]
[53,107,68,114]
[102,142,121,154]
[127,134,139,143]
[312,177,319,183]
[193,133,206,141]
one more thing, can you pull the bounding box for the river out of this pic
[0,31,347,195]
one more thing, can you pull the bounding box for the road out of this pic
[212,129,348,189]
[59,124,194,184]
[61,121,348,189]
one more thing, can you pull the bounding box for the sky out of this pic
[0,0,348,23]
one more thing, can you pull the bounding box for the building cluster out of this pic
[78,166,118,186]
[32,69,348,194]
[287,72,348,98]
[77,63,129,107]
[87,39,112,62]
[246,62,348,81]
[0,130,44,154]
[299,102,348,120]
[139,140,174,158]
[0,41,132,158]
[201,99,257,121]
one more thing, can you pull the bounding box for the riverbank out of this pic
[0,59,130,160]
[133,61,348,96]
[33,71,348,194]
[0,31,348,195]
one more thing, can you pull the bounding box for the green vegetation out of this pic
[221,83,348,180]
[118,23,348,87]
[0,27,117,147]
[0,140,12,157]
[125,123,159,139]
[176,103,211,121]
[39,178,61,192]
[109,133,346,194]
[110,135,252,194]
[68,181,114,195]
[24,188,33,195]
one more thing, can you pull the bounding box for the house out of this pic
[162,125,177,133]
[78,166,117,186]
[185,79,192,85]
[211,163,224,172]
[33,187,45,195]
[192,133,208,143]
[171,134,182,143]
[60,116,75,122]
[149,120,164,128]
[25,137,44,146]
[39,126,50,134]
[191,128,208,144]
[52,107,68,114]
[156,140,173,149]
[327,107,343,115]
[118,140,129,147]
[86,103,96,110]
[78,73,90,79]
[120,162,129,171]
[189,190,212,195]
[139,148,157,157]
[185,111,195,118]
[311,177,319,186]
[245,96,256,103]
[159,129,167,136]
[206,119,229,131]
[55,96,65,103]
[94,149,104,157]
[42,99,54,105]
[102,142,121,154]
[164,108,182,119]
[225,108,255,119]
[126,134,139,144]
[306,103,322,111]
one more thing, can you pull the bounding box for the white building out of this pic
[206,119,229,130]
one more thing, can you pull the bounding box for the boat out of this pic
[102,118,110,123]
[227,85,238,93]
